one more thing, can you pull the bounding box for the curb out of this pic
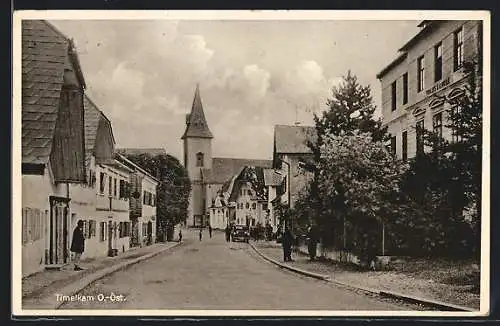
[24,242,182,310]
[249,242,475,312]
[249,242,330,281]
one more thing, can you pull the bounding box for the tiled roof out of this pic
[116,148,167,157]
[263,168,284,186]
[84,95,115,157]
[22,20,70,164]
[181,84,213,139]
[201,157,273,184]
[274,125,317,154]
[83,95,101,156]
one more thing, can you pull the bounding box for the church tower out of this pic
[181,84,213,227]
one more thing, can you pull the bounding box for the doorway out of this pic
[47,196,70,265]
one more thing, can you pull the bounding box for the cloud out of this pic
[50,20,420,160]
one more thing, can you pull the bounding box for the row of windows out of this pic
[143,191,156,207]
[99,172,130,200]
[391,26,464,112]
[237,202,257,210]
[212,208,229,217]
[82,219,131,242]
[240,189,253,196]
[389,107,461,160]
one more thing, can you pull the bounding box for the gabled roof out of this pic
[116,148,167,157]
[228,166,267,202]
[84,95,115,156]
[22,20,85,165]
[274,125,317,154]
[181,84,213,139]
[263,168,284,186]
[201,157,273,184]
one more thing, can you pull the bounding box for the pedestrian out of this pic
[307,225,318,261]
[70,220,85,271]
[208,225,212,238]
[225,225,231,242]
[282,227,294,262]
[199,228,203,241]
[178,229,183,242]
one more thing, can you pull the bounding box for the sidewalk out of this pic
[22,241,181,309]
[251,241,479,311]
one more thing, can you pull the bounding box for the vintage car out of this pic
[231,225,250,243]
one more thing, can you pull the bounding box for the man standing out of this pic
[199,227,203,241]
[208,224,212,238]
[70,220,85,271]
[225,224,231,242]
[282,227,294,262]
[307,224,318,261]
[178,229,183,242]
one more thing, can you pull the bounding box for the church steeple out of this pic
[181,84,213,139]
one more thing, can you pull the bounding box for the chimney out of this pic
[185,114,191,125]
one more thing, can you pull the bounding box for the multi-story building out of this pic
[116,154,159,247]
[78,95,133,258]
[21,20,87,276]
[376,20,483,160]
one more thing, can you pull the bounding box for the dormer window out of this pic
[196,152,204,167]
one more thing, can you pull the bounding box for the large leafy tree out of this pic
[303,70,388,245]
[316,132,409,263]
[124,153,191,240]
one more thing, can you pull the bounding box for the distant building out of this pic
[376,20,483,160]
[181,84,272,227]
[272,125,317,228]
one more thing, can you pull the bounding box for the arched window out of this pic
[196,152,204,167]
[246,203,250,209]
[252,203,256,210]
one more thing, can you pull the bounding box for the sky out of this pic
[51,19,420,161]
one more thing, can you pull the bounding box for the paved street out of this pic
[60,230,405,310]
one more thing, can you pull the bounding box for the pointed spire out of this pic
[181,84,213,139]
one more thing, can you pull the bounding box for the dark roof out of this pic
[228,166,267,202]
[181,84,213,139]
[22,20,72,164]
[377,21,444,79]
[376,52,408,79]
[263,168,284,186]
[83,95,106,155]
[116,148,167,157]
[201,157,273,184]
[398,21,440,52]
[274,125,316,154]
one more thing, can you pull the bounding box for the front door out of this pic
[48,196,70,265]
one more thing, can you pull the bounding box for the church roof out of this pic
[116,148,167,157]
[201,157,272,184]
[181,84,213,139]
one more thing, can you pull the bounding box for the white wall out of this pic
[21,166,66,277]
